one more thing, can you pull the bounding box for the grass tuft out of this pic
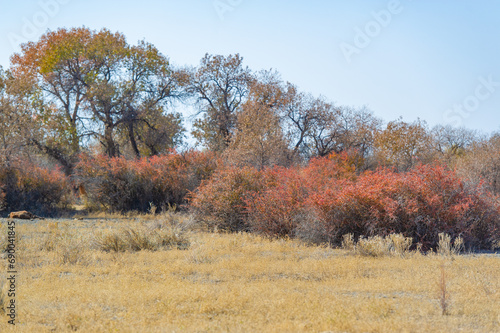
[342,233,414,257]
[437,233,464,256]
[92,214,191,252]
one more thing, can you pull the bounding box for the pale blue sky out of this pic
[1,0,499,134]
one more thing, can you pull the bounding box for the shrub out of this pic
[242,153,357,237]
[341,233,413,257]
[189,166,265,231]
[92,221,190,252]
[309,164,500,250]
[75,150,217,213]
[0,161,71,216]
[355,235,394,257]
[190,153,500,250]
[437,233,464,256]
[302,151,357,188]
[245,166,307,236]
[190,152,359,234]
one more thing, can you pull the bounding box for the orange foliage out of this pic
[0,161,70,216]
[191,153,500,250]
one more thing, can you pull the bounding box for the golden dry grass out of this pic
[0,216,499,332]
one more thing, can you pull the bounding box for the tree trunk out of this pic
[104,125,118,157]
[31,139,74,176]
[128,122,141,158]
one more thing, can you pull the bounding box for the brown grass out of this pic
[0,216,498,332]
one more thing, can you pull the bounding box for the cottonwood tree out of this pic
[303,100,342,158]
[0,68,18,165]
[0,67,41,166]
[282,97,381,168]
[224,71,289,169]
[374,118,432,171]
[10,27,186,163]
[10,28,86,173]
[189,53,253,152]
[120,108,184,157]
[279,84,333,159]
[109,40,187,157]
[455,133,500,194]
[431,124,479,165]
[334,107,382,169]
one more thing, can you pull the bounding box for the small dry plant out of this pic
[437,233,464,256]
[356,235,391,257]
[57,237,89,265]
[93,215,190,252]
[34,222,90,265]
[438,262,450,315]
[40,222,61,251]
[148,202,158,215]
[341,233,355,251]
[93,231,127,252]
[343,233,413,257]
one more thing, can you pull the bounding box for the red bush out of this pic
[191,153,356,234]
[189,166,266,231]
[245,166,307,236]
[0,161,71,216]
[75,150,217,212]
[308,164,500,250]
[190,152,500,250]
[243,153,358,237]
[302,151,357,189]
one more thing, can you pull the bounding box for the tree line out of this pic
[1,27,499,195]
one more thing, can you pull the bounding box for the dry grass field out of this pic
[0,214,499,332]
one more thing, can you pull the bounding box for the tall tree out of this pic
[10,28,89,172]
[280,84,329,159]
[334,106,382,169]
[10,27,186,162]
[189,53,253,152]
[374,118,432,171]
[455,133,500,195]
[225,71,289,169]
[431,125,479,164]
[0,66,43,167]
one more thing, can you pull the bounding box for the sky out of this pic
[1,0,499,135]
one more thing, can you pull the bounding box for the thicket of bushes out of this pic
[2,149,498,251]
[0,161,71,216]
[190,153,500,250]
[75,150,217,213]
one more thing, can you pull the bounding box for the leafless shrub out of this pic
[93,231,127,252]
[437,233,464,256]
[341,233,355,251]
[92,219,190,253]
[293,210,329,245]
[388,233,413,257]
[58,239,88,265]
[355,235,389,257]
[342,233,414,257]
